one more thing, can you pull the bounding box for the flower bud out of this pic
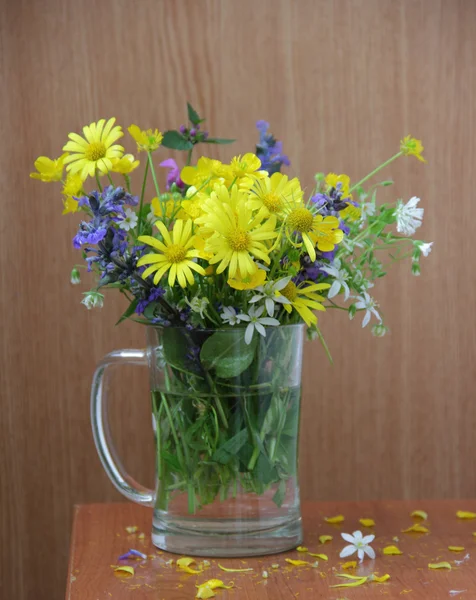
[190,128,197,137]
[411,260,421,276]
[81,291,104,310]
[179,125,187,134]
[372,323,388,337]
[70,267,81,285]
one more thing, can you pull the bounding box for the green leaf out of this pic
[187,102,203,125]
[212,428,249,464]
[116,299,139,325]
[272,479,287,508]
[162,327,202,374]
[162,450,182,472]
[203,137,236,145]
[200,330,257,378]
[162,130,193,151]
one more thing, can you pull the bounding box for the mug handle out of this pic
[90,349,154,506]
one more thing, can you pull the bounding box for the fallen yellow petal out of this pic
[359,518,375,527]
[341,561,357,569]
[402,524,429,533]
[138,532,145,539]
[319,535,333,544]
[330,576,368,588]
[456,510,476,520]
[336,574,367,580]
[196,587,215,599]
[125,525,138,534]
[324,515,344,524]
[177,557,197,568]
[285,559,312,566]
[383,545,403,555]
[371,574,391,583]
[217,564,253,572]
[411,510,428,521]
[429,562,451,570]
[448,546,465,552]
[309,553,328,560]
[296,546,308,552]
[114,565,134,576]
[196,579,233,591]
[181,566,203,574]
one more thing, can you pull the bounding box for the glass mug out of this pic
[91,324,304,556]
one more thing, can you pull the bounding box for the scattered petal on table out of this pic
[456,511,476,520]
[341,561,357,569]
[271,564,280,569]
[370,574,391,583]
[196,587,215,599]
[118,548,147,561]
[177,557,203,574]
[330,574,368,588]
[428,562,452,570]
[402,524,429,533]
[309,553,328,560]
[217,564,253,572]
[296,546,308,552]
[319,535,333,544]
[324,515,345,524]
[383,545,403,555]
[359,518,375,527]
[448,546,465,552]
[285,559,312,566]
[196,579,233,591]
[125,525,138,534]
[262,570,268,579]
[113,565,135,576]
[410,510,428,521]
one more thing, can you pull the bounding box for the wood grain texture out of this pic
[66,501,476,599]
[1,0,476,599]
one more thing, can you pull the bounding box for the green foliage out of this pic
[200,330,257,378]
[187,102,204,126]
[203,137,236,145]
[161,130,194,151]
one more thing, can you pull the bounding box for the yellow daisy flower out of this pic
[279,281,330,326]
[400,135,427,163]
[284,203,344,261]
[151,196,187,220]
[61,172,85,214]
[63,118,124,178]
[137,220,206,288]
[30,152,69,182]
[227,153,267,188]
[227,267,267,290]
[181,157,225,188]
[110,153,140,174]
[195,184,277,278]
[128,124,163,152]
[325,173,352,199]
[248,172,303,217]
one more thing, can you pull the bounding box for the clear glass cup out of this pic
[91,324,304,556]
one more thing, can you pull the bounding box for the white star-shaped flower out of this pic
[340,530,376,562]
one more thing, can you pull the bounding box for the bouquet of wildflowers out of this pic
[31,104,432,511]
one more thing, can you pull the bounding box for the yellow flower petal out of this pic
[359,518,375,527]
[341,561,357,570]
[410,510,428,520]
[371,574,391,583]
[383,545,403,555]
[324,515,344,524]
[429,562,452,570]
[125,525,138,533]
[196,587,215,599]
[113,565,134,576]
[181,566,203,574]
[309,553,328,560]
[296,546,308,552]
[177,557,197,568]
[285,559,312,567]
[448,546,465,552]
[196,579,233,591]
[217,564,253,572]
[456,510,476,520]
[318,535,333,545]
[330,576,368,588]
[402,524,429,533]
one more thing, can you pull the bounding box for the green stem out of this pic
[95,172,103,192]
[106,173,114,187]
[349,152,403,193]
[124,174,131,193]
[136,159,149,237]
[186,147,193,166]
[148,151,164,219]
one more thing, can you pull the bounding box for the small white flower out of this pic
[360,200,376,223]
[237,305,280,345]
[353,292,381,328]
[249,277,292,316]
[70,267,81,285]
[186,296,209,319]
[220,306,245,326]
[81,291,104,310]
[418,241,433,257]
[119,207,138,231]
[339,530,376,562]
[320,259,350,301]
[394,196,424,236]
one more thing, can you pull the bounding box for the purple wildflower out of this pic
[159,159,184,190]
[135,286,166,314]
[255,120,290,175]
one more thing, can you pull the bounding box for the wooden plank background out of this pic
[1,1,475,598]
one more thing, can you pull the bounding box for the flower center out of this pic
[84,141,107,162]
[280,281,297,302]
[262,192,283,213]
[287,207,314,232]
[227,228,250,251]
[165,243,187,263]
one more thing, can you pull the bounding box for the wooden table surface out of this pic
[65,500,476,599]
